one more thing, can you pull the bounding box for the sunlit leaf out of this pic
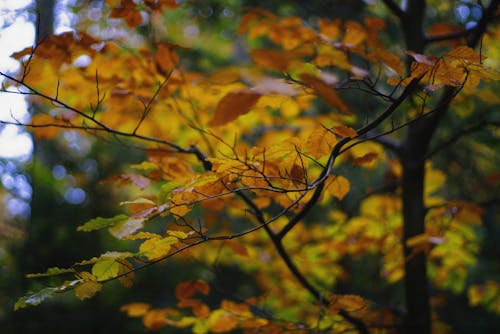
[77,214,129,232]
[26,267,74,278]
[92,259,121,280]
[139,236,178,260]
[14,287,58,310]
[108,218,145,239]
[209,91,261,126]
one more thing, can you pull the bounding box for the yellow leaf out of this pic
[209,91,261,126]
[167,230,188,239]
[208,309,239,333]
[331,125,357,138]
[92,259,121,280]
[74,280,102,300]
[326,175,350,200]
[139,236,178,260]
[120,303,151,317]
[299,73,350,114]
[329,294,367,313]
[305,127,337,159]
[406,233,429,248]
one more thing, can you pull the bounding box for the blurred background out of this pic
[0,0,498,332]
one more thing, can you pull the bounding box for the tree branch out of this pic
[427,120,499,158]
[381,0,405,20]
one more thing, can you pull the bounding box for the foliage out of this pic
[1,0,499,333]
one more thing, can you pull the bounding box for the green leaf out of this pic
[77,214,129,232]
[14,287,58,310]
[26,266,75,278]
[92,259,121,281]
[158,181,184,203]
[130,161,159,172]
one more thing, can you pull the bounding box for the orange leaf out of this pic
[120,303,151,317]
[305,127,337,159]
[154,42,180,75]
[342,21,366,47]
[209,91,261,126]
[250,49,290,72]
[226,241,249,257]
[30,114,68,139]
[446,46,483,63]
[175,280,210,300]
[110,0,143,28]
[326,175,350,200]
[143,309,171,331]
[331,125,357,138]
[353,152,378,166]
[299,74,350,114]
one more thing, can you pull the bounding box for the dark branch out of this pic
[381,0,405,19]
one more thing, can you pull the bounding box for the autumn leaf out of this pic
[175,280,210,300]
[225,240,249,257]
[139,236,178,260]
[299,73,350,114]
[120,303,151,317]
[328,294,367,314]
[154,42,180,75]
[208,90,261,126]
[250,49,290,72]
[30,114,67,139]
[304,127,337,159]
[77,214,129,232]
[26,267,74,278]
[353,152,378,166]
[74,280,103,300]
[92,259,121,280]
[110,0,143,28]
[326,175,350,200]
[331,125,357,138]
[142,309,171,330]
[208,309,239,333]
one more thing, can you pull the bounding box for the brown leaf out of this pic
[154,42,180,75]
[175,280,210,300]
[299,74,350,114]
[331,125,357,138]
[110,0,143,28]
[250,49,290,72]
[209,91,261,126]
[353,152,378,166]
[226,241,249,257]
